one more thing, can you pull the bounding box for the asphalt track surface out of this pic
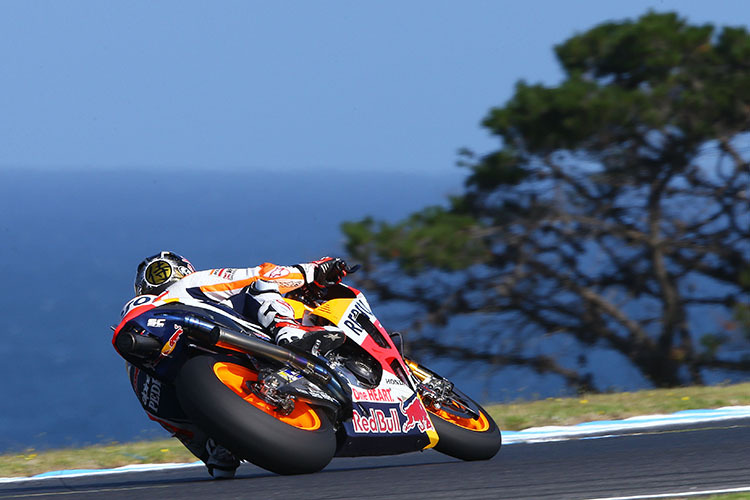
[3,419,750,500]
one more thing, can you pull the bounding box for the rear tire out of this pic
[176,354,336,475]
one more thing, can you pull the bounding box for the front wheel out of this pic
[407,360,501,461]
[176,354,336,475]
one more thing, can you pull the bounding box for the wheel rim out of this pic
[213,362,322,431]
[428,402,491,432]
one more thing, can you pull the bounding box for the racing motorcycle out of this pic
[112,267,501,475]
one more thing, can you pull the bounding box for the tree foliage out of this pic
[343,12,750,390]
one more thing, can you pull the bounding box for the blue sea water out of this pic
[0,167,743,453]
[0,167,470,452]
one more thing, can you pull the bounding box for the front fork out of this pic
[405,358,482,421]
[404,359,454,410]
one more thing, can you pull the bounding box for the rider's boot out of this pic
[205,438,240,479]
[276,324,345,356]
[246,279,345,355]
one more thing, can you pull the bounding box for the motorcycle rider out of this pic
[119,251,349,478]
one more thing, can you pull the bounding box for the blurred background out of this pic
[0,1,747,452]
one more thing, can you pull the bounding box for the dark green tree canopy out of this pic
[343,12,750,391]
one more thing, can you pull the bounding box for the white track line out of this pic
[0,462,202,484]
[502,405,750,444]
[586,485,750,500]
[3,406,750,484]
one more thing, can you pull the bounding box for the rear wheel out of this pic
[176,354,336,475]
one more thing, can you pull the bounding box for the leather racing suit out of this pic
[117,259,341,474]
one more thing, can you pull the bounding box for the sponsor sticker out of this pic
[141,375,162,413]
[352,408,401,434]
[384,377,406,386]
[210,268,237,280]
[159,325,183,358]
[351,387,395,403]
[400,396,434,433]
[349,395,434,435]
[271,279,301,291]
[264,266,290,279]
[343,300,376,337]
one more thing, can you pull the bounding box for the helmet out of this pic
[134,251,195,296]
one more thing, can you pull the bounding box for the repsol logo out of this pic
[343,300,374,336]
[353,300,372,316]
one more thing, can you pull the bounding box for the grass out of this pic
[2,382,750,479]
[1,439,197,478]
[484,382,750,432]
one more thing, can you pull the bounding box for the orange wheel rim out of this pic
[429,407,490,432]
[213,362,322,431]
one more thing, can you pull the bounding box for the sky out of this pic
[1,1,747,177]
[0,2,747,449]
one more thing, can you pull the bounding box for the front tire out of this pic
[176,354,336,475]
[429,388,502,461]
[407,359,501,461]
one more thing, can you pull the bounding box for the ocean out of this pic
[1,167,740,453]
[0,167,470,452]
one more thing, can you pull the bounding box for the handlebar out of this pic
[342,262,360,275]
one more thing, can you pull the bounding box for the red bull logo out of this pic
[352,408,401,434]
[160,325,183,358]
[400,397,434,433]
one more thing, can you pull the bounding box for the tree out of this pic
[342,12,750,391]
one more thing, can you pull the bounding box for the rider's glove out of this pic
[312,257,348,288]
